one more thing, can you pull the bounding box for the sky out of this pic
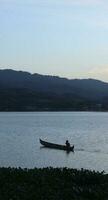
[0,0,108,81]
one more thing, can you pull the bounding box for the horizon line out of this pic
[0,67,107,83]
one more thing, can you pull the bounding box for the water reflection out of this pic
[40,145,74,155]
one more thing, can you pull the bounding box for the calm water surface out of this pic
[0,112,108,172]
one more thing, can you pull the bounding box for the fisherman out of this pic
[65,140,70,148]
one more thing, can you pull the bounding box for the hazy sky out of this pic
[0,0,108,81]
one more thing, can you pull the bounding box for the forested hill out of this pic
[0,69,108,111]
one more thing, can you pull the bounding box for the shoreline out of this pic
[0,167,108,200]
[0,110,108,112]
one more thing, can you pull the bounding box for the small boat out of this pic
[40,139,74,151]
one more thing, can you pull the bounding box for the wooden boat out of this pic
[40,139,74,151]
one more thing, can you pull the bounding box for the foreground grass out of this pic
[0,167,108,200]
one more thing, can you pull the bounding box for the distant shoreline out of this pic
[0,110,108,112]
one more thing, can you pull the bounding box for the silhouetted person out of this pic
[65,140,70,148]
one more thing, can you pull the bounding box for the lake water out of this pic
[0,112,108,172]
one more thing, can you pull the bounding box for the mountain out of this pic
[0,69,108,111]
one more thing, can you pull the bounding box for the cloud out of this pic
[87,67,108,82]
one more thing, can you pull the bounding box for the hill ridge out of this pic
[0,69,108,111]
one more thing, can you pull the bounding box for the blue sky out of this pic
[0,0,108,81]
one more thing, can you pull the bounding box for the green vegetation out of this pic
[0,89,105,111]
[0,167,108,200]
[1,69,108,111]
